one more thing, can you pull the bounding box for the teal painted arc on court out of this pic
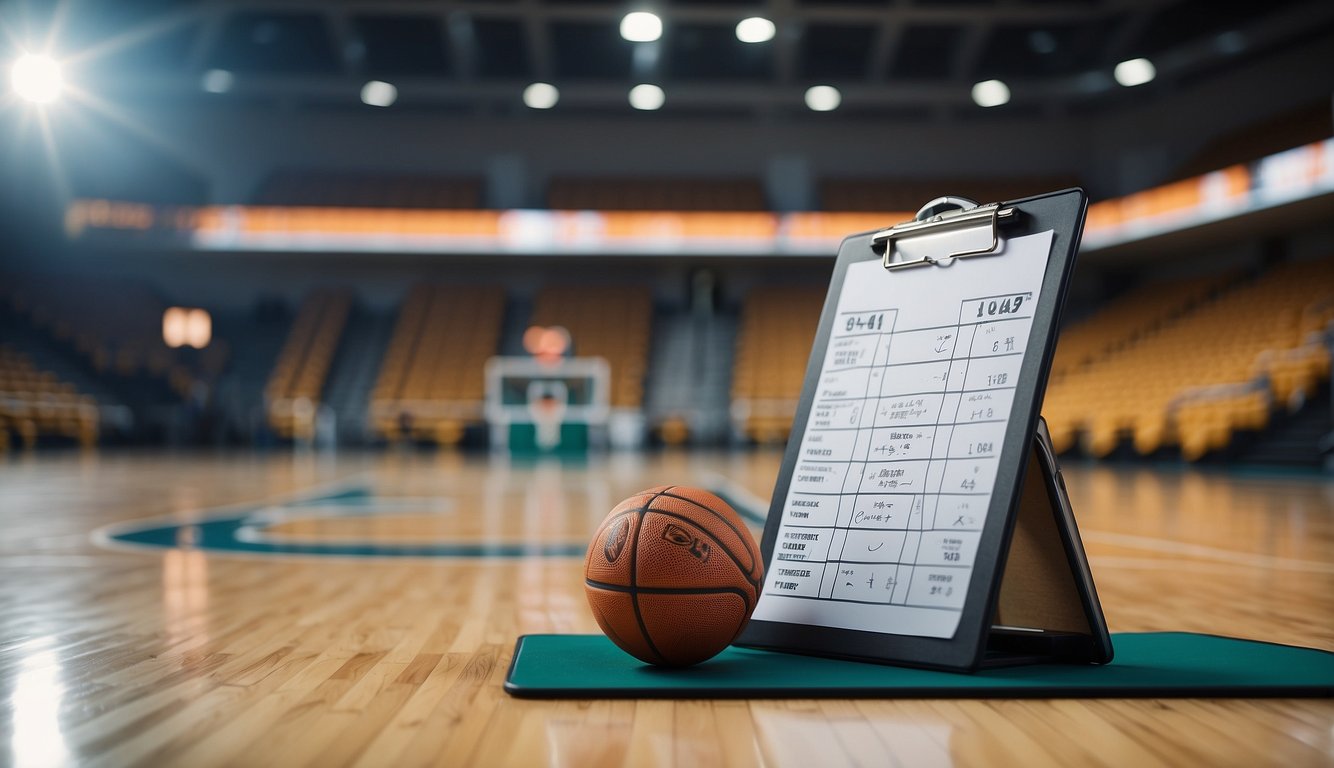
[98,485,767,559]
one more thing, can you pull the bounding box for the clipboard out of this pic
[737,188,1111,672]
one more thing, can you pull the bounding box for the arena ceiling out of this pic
[3,0,1333,119]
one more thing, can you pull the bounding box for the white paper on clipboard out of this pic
[751,228,1055,639]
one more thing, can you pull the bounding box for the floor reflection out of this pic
[753,707,953,768]
[162,547,210,649]
[9,641,70,768]
[545,717,631,768]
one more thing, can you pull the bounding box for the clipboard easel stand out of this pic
[739,190,1113,673]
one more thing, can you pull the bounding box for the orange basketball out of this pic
[584,485,764,667]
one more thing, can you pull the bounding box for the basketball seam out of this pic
[609,493,657,517]
[639,507,762,593]
[653,490,761,576]
[586,578,753,613]
[629,485,675,666]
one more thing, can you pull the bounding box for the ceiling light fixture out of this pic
[804,85,841,112]
[360,80,397,107]
[971,79,1010,108]
[736,17,776,44]
[628,83,664,110]
[1113,58,1156,87]
[523,82,559,109]
[620,12,662,43]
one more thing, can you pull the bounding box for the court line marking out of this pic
[236,497,457,544]
[1080,531,1334,574]
[90,481,421,561]
[91,472,374,546]
[91,473,582,561]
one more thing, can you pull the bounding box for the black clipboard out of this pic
[737,188,1111,672]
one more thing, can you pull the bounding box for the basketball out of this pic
[585,486,764,667]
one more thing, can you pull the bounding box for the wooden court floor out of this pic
[1,449,1331,767]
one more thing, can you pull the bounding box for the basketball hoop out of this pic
[528,387,568,450]
[523,325,572,368]
[484,355,609,453]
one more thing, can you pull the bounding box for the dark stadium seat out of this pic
[254,170,484,209]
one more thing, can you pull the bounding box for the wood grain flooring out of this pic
[0,449,1330,767]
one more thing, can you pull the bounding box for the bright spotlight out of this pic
[10,53,63,105]
[523,82,559,109]
[360,80,397,107]
[971,79,1010,108]
[628,83,664,111]
[201,69,233,94]
[736,17,776,44]
[620,12,662,43]
[804,85,841,112]
[1113,57,1156,87]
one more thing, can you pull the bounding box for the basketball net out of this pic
[527,382,568,451]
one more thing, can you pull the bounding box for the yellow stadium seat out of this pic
[266,291,352,437]
[369,284,506,445]
[1043,257,1333,460]
[731,287,824,444]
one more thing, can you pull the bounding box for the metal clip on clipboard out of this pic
[871,196,1018,271]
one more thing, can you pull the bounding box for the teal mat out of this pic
[505,633,1334,698]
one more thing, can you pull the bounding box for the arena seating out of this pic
[1043,258,1334,459]
[369,284,506,444]
[266,290,351,439]
[254,171,483,209]
[731,286,825,443]
[4,256,1327,459]
[1048,274,1231,382]
[547,178,767,211]
[0,343,99,448]
[0,274,217,402]
[528,285,652,409]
